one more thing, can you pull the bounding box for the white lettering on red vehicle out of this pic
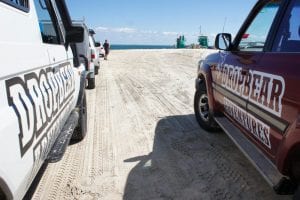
[217,64,285,117]
[224,97,271,149]
[5,63,75,158]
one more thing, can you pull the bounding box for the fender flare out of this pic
[0,177,12,200]
[277,130,300,177]
[76,70,87,107]
[196,60,217,114]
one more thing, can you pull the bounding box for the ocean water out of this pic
[111,44,175,50]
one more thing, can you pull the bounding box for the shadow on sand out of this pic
[122,114,285,200]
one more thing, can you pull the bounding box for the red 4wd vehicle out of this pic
[194,0,300,198]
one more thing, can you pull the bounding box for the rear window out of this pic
[0,0,29,12]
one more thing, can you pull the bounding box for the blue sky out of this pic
[66,0,258,45]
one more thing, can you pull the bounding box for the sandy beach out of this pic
[27,49,290,200]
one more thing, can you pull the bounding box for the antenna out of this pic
[222,17,227,33]
[199,26,202,36]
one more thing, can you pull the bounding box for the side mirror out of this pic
[95,42,100,47]
[215,33,232,50]
[66,26,84,44]
[89,29,96,35]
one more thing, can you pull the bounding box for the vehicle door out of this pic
[0,1,52,199]
[30,0,76,176]
[253,0,300,161]
[212,0,283,159]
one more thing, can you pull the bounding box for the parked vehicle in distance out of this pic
[95,42,105,58]
[0,0,87,199]
[73,21,96,89]
[89,29,101,75]
[194,0,300,198]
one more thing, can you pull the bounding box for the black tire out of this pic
[291,156,300,198]
[95,66,99,75]
[293,185,300,200]
[72,91,87,141]
[0,188,5,200]
[87,77,95,89]
[194,84,219,132]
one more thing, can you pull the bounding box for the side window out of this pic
[273,0,300,52]
[238,1,282,52]
[33,0,60,44]
[10,0,28,7]
[1,0,29,12]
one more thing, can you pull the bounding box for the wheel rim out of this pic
[198,94,209,122]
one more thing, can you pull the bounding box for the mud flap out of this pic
[273,177,297,195]
[46,109,79,163]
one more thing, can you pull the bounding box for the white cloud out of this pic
[113,27,137,33]
[141,30,158,34]
[94,26,190,44]
[96,26,179,37]
[95,26,137,33]
[162,31,178,36]
[96,26,109,32]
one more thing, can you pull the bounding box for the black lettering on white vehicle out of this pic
[25,72,48,138]
[6,77,35,155]
[5,62,75,158]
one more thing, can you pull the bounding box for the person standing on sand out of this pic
[103,39,110,60]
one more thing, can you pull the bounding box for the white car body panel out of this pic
[0,0,84,199]
[89,35,100,68]
[97,45,105,57]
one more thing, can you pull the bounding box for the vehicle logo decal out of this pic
[5,62,75,158]
[216,64,285,117]
[213,84,288,133]
[224,97,271,149]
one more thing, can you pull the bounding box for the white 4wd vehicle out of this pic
[0,0,87,199]
[73,22,96,89]
[95,42,105,58]
[89,29,101,75]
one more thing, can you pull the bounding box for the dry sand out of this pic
[27,49,291,200]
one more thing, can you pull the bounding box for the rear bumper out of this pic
[86,63,95,79]
[86,71,95,79]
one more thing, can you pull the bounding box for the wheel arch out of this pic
[196,61,216,115]
[0,177,12,200]
[281,143,300,181]
[76,70,87,107]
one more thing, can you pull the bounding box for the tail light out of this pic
[91,53,95,60]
